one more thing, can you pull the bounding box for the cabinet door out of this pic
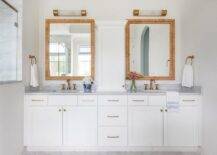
[128,106,164,146]
[27,107,62,146]
[164,106,200,146]
[63,106,97,146]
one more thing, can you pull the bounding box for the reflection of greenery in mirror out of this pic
[126,19,175,80]
[45,19,95,80]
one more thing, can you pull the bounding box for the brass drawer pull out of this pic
[59,109,62,112]
[132,100,144,102]
[182,99,196,102]
[107,136,119,139]
[31,99,44,102]
[107,99,119,102]
[107,115,119,118]
[82,99,95,102]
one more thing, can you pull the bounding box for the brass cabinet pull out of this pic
[58,109,62,112]
[107,115,119,118]
[160,109,163,112]
[165,109,168,112]
[107,136,119,139]
[182,99,196,102]
[82,99,95,102]
[63,109,66,112]
[31,99,44,102]
[132,100,144,102]
[108,99,119,102]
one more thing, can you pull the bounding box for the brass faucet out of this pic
[150,79,155,90]
[61,79,76,91]
[66,79,71,90]
[144,79,159,90]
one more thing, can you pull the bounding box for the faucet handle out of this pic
[66,79,70,83]
[144,84,149,90]
[155,84,159,90]
[72,83,76,90]
[61,84,66,90]
[150,79,155,83]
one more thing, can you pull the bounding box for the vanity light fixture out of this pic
[53,9,87,17]
[133,9,167,17]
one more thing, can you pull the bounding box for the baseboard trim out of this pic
[26,146,201,152]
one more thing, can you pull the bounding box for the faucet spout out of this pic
[150,79,155,90]
[66,79,71,90]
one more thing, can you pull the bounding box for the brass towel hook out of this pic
[29,55,37,65]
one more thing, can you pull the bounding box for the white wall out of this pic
[0,83,24,155]
[180,0,217,154]
[22,0,38,86]
[23,0,197,87]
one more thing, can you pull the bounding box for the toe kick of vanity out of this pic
[24,93,201,151]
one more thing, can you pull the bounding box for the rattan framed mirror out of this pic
[45,19,95,80]
[125,19,175,80]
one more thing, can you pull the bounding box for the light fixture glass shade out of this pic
[53,10,87,16]
[133,9,167,16]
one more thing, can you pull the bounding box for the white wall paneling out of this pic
[97,21,126,91]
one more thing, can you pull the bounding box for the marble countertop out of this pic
[25,86,202,95]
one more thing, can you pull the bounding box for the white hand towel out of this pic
[30,64,39,87]
[182,64,194,88]
[166,91,180,110]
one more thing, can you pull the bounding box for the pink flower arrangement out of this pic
[128,72,142,80]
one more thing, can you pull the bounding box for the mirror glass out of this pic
[50,23,90,76]
[130,24,169,76]
[46,19,95,80]
[126,19,175,80]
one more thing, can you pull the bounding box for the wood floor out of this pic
[24,152,201,155]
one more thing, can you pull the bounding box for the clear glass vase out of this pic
[130,79,137,92]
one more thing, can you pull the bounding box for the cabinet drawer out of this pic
[98,95,127,106]
[78,95,97,106]
[128,95,148,106]
[149,95,166,106]
[26,95,48,106]
[48,95,77,106]
[99,107,127,126]
[98,127,127,146]
[180,95,200,106]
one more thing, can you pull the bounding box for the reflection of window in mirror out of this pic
[49,36,91,77]
[49,35,70,76]
[78,45,91,76]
